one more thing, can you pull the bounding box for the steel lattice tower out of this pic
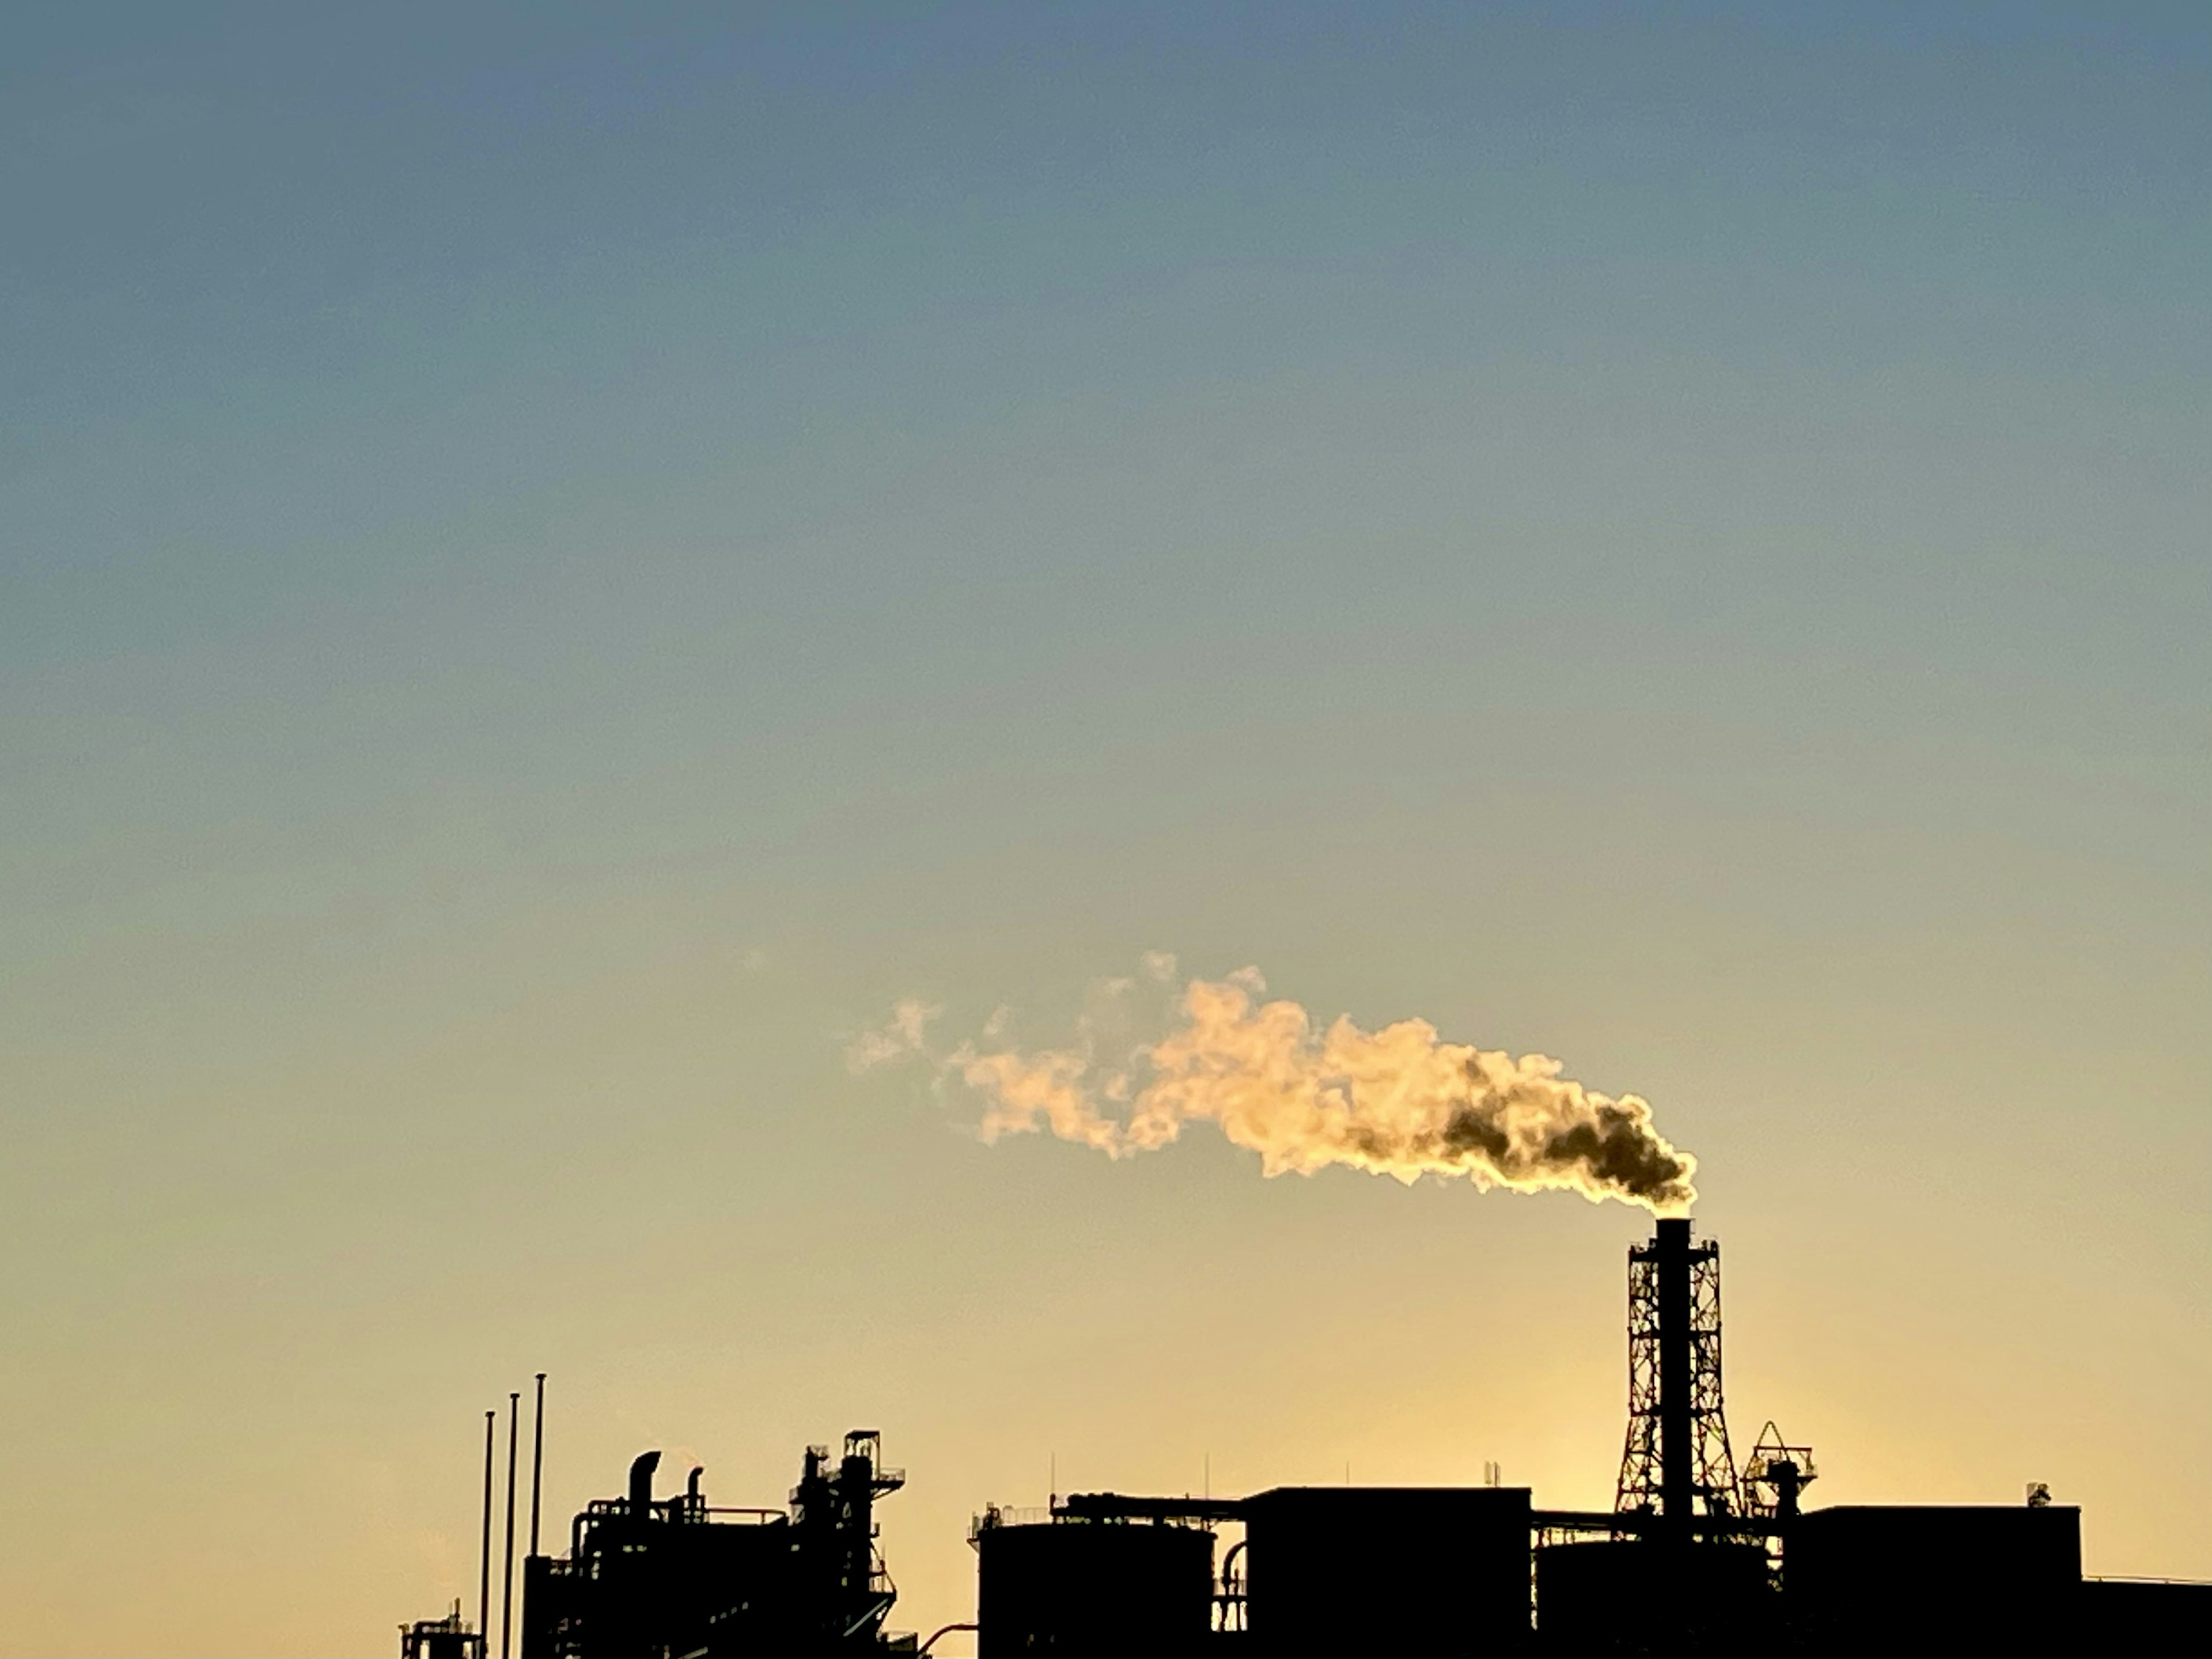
[1615,1218,1739,1534]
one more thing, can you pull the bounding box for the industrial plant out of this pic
[403,1221,2207,1657]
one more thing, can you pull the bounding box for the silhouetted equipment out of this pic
[479,1411,496,1648]
[414,1221,2207,1658]
[529,1375,547,1560]
[402,1607,485,1659]
[1055,1494,1243,1525]
[972,1503,1214,1656]
[973,1484,1532,1654]
[1616,1219,1737,1534]
[1512,1220,1774,1653]
[953,1219,2207,1656]
[503,1393,521,1659]
[521,1430,911,1659]
[1739,1422,1815,1524]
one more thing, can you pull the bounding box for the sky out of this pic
[3,2,2207,1652]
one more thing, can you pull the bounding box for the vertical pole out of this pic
[529,1374,547,1559]
[478,1411,495,1641]
[1656,1218,1692,1533]
[501,1392,520,1659]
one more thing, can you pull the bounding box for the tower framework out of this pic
[1615,1218,1738,1531]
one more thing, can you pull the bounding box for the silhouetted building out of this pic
[1785,1502,2080,1656]
[521,1431,911,1659]
[418,1221,2207,1659]
[2078,1577,2212,1652]
[1244,1486,1531,1657]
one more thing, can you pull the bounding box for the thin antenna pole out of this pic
[501,1392,520,1659]
[529,1374,547,1559]
[478,1411,495,1639]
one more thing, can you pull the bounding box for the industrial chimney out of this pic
[1615,1218,1740,1536]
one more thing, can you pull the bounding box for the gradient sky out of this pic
[4,3,2207,1653]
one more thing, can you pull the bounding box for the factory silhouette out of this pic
[403,1220,2206,1658]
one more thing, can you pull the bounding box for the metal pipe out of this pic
[1056,1492,1246,1522]
[478,1411,495,1639]
[1531,1508,1777,1538]
[629,1450,661,1516]
[501,1392,519,1659]
[528,1374,546,1559]
[1656,1218,1692,1532]
[917,1622,978,1655]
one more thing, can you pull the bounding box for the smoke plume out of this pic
[852,960,1696,1213]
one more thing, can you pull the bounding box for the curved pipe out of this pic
[918,1623,978,1656]
[1220,1538,1247,1586]
[628,1450,661,1516]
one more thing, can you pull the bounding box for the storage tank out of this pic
[975,1518,1215,1657]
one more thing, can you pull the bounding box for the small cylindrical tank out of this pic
[977,1520,1214,1657]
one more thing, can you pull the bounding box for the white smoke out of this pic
[854,961,1697,1213]
[844,997,941,1073]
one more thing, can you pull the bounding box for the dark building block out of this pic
[1243,1486,1532,1658]
[1786,1504,2081,1657]
[2076,1578,2212,1654]
[1536,1538,1772,1656]
[975,1520,1215,1657]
